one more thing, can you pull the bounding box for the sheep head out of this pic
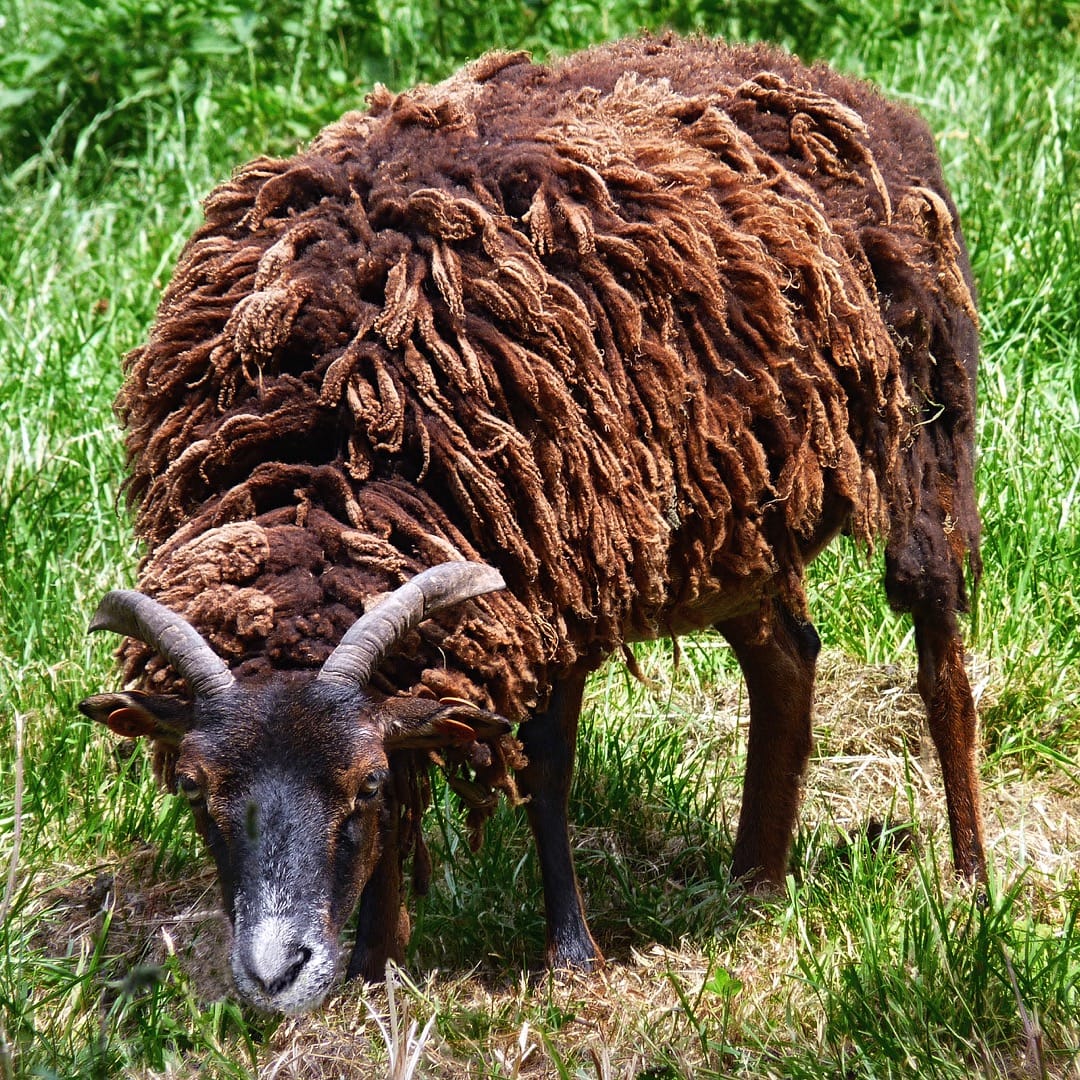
[79,563,507,1014]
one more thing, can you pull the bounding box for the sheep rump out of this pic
[116,34,980,841]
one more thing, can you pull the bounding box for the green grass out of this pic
[2,0,1079,1076]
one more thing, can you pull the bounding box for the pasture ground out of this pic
[2,0,1078,1075]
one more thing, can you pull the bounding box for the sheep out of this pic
[79,32,983,1015]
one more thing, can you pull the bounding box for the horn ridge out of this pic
[318,562,505,688]
[88,589,236,698]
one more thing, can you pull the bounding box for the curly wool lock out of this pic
[116,34,979,842]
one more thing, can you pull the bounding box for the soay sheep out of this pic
[80,33,983,1015]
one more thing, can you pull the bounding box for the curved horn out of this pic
[318,562,505,689]
[88,590,236,698]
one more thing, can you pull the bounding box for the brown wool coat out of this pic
[116,34,980,831]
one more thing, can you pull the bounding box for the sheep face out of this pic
[80,563,508,1012]
[81,678,508,1012]
[178,680,389,1015]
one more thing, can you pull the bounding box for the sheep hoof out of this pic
[547,938,604,976]
[345,945,406,984]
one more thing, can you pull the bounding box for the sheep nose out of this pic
[245,937,313,996]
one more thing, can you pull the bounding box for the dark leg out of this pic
[913,608,986,881]
[717,601,820,886]
[517,669,601,971]
[347,826,408,983]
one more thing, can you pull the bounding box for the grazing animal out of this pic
[80,33,983,1014]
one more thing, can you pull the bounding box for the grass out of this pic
[2,0,1079,1075]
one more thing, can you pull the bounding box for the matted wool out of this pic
[113,34,980,848]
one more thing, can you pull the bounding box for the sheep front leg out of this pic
[913,609,986,881]
[518,669,602,971]
[718,602,820,886]
[347,821,408,983]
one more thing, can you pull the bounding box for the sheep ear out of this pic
[79,690,195,746]
[380,697,511,749]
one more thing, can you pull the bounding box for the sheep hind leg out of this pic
[912,608,986,881]
[717,601,820,888]
[517,669,602,972]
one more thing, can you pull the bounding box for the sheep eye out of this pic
[354,771,386,804]
[176,774,204,803]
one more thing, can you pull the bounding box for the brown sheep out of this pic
[80,32,983,1014]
